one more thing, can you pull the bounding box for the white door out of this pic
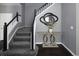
[0,13,12,40]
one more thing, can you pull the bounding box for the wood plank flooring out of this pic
[37,44,73,56]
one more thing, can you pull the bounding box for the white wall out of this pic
[76,3,79,55]
[35,3,61,43]
[0,3,22,49]
[0,13,13,41]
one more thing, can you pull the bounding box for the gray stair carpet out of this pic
[1,27,38,56]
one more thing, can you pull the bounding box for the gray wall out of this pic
[0,3,22,15]
[0,3,22,41]
[24,3,44,27]
[21,3,25,26]
[62,3,76,54]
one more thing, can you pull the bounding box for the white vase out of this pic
[48,28,53,33]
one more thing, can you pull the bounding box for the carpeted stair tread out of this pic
[3,49,36,56]
[16,31,32,34]
[0,46,38,56]
[16,32,31,36]
[14,36,31,38]
[10,44,30,49]
[18,27,32,31]
[13,38,30,42]
[12,41,30,45]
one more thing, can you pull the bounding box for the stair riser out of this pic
[17,27,32,33]
[14,36,31,39]
[13,38,30,42]
[15,33,31,36]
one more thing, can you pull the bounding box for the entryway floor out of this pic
[36,44,72,56]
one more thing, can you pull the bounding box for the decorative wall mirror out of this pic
[40,13,59,47]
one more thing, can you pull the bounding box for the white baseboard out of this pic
[8,27,19,44]
[61,43,75,56]
[35,42,43,44]
[35,42,62,45]
[35,42,75,56]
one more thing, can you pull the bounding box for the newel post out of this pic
[16,12,19,21]
[3,22,7,51]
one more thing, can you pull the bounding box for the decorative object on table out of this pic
[40,13,59,47]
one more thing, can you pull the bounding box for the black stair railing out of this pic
[36,3,53,15]
[37,3,48,12]
[32,9,37,50]
[3,12,21,51]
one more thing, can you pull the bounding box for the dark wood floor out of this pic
[0,40,73,56]
[36,44,73,56]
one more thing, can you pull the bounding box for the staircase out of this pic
[0,3,53,56]
[1,27,38,56]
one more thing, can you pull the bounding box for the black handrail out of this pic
[7,12,21,26]
[3,12,21,51]
[37,3,48,12]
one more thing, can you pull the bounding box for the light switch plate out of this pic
[70,26,74,30]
